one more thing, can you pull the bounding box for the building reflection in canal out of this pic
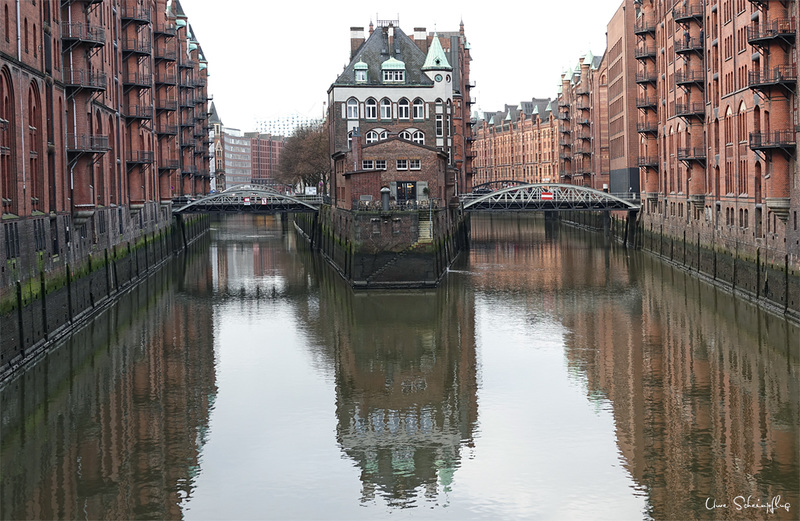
[0,213,796,520]
[0,239,217,520]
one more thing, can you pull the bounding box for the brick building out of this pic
[472,99,559,187]
[1,0,211,289]
[328,19,473,208]
[635,0,798,265]
[246,132,286,189]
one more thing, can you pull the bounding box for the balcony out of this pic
[155,72,177,86]
[559,153,572,161]
[636,96,657,109]
[66,134,109,154]
[675,69,705,88]
[156,123,178,136]
[638,156,659,168]
[61,22,105,47]
[559,125,570,134]
[675,101,705,118]
[675,37,704,55]
[749,130,796,153]
[557,112,569,120]
[122,38,152,56]
[634,45,657,59]
[158,158,180,170]
[62,68,107,92]
[635,70,657,84]
[577,118,590,126]
[574,147,591,156]
[748,65,797,91]
[124,104,154,120]
[179,96,195,108]
[637,121,658,134]
[634,17,656,35]
[673,3,703,24]
[120,6,151,24]
[559,139,571,147]
[153,23,177,37]
[155,98,178,111]
[575,132,591,141]
[748,18,796,46]
[558,99,569,108]
[154,45,177,61]
[179,116,195,127]
[122,72,152,88]
[677,147,706,163]
[127,151,155,165]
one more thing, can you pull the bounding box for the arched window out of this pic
[737,101,747,143]
[399,130,412,141]
[28,83,43,212]
[724,106,733,144]
[413,131,424,144]
[398,98,410,120]
[346,98,358,119]
[365,129,387,144]
[412,98,424,120]
[365,98,377,120]
[1,68,16,215]
[380,98,392,120]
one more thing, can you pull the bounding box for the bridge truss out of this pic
[173,187,324,214]
[461,183,640,212]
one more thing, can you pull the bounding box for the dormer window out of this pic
[381,57,406,84]
[354,60,368,83]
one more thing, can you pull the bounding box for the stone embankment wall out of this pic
[295,206,469,289]
[0,214,209,381]
[563,211,799,321]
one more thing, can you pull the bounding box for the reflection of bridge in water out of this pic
[173,183,640,214]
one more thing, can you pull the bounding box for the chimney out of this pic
[414,27,427,52]
[350,27,365,60]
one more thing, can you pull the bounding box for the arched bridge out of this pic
[460,183,640,212]
[173,186,325,214]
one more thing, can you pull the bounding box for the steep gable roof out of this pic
[334,25,434,86]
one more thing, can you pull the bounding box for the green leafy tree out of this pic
[277,121,330,195]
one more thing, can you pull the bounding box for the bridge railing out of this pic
[351,198,442,211]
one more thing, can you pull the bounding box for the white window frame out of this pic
[435,115,443,136]
[375,159,386,169]
[365,98,377,120]
[412,99,424,120]
[365,131,379,144]
[382,70,405,83]
[413,131,425,145]
[362,159,374,170]
[398,99,410,120]
[347,98,359,119]
[396,159,408,170]
[409,159,421,170]
[380,98,392,120]
[355,69,366,83]
[399,130,412,141]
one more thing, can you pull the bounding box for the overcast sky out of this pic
[183,0,624,132]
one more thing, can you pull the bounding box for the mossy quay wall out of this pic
[0,214,209,381]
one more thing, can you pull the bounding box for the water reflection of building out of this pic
[468,214,798,520]
[316,275,478,505]
[0,250,217,520]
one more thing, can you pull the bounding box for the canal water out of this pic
[1,213,797,521]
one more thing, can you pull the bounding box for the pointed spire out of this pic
[422,32,452,71]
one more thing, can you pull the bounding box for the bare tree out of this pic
[277,121,330,195]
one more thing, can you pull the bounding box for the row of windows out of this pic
[349,128,426,148]
[346,97,451,121]
[362,159,421,170]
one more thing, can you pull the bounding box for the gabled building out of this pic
[328,19,471,209]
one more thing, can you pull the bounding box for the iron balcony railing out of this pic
[62,68,107,91]
[677,147,707,161]
[121,38,152,55]
[747,18,796,45]
[352,198,441,212]
[638,156,659,168]
[159,158,180,170]
[673,3,703,23]
[675,69,705,86]
[155,72,177,85]
[155,98,178,111]
[153,23,177,37]
[748,65,797,88]
[636,96,657,109]
[634,45,657,59]
[61,22,105,46]
[120,6,151,23]
[635,70,657,84]
[637,121,658,134]
[124,105,154,120]
[156,124,178,135]
[634,17,656,35]
[154,45,177,61]
[749,130,796,150]
[675,102,705,118]
[675,37,704,54]
[127,151,155,164]
[66,134,109,153]
[122,72,152,87]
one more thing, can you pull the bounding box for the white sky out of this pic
[183,0,624,131]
